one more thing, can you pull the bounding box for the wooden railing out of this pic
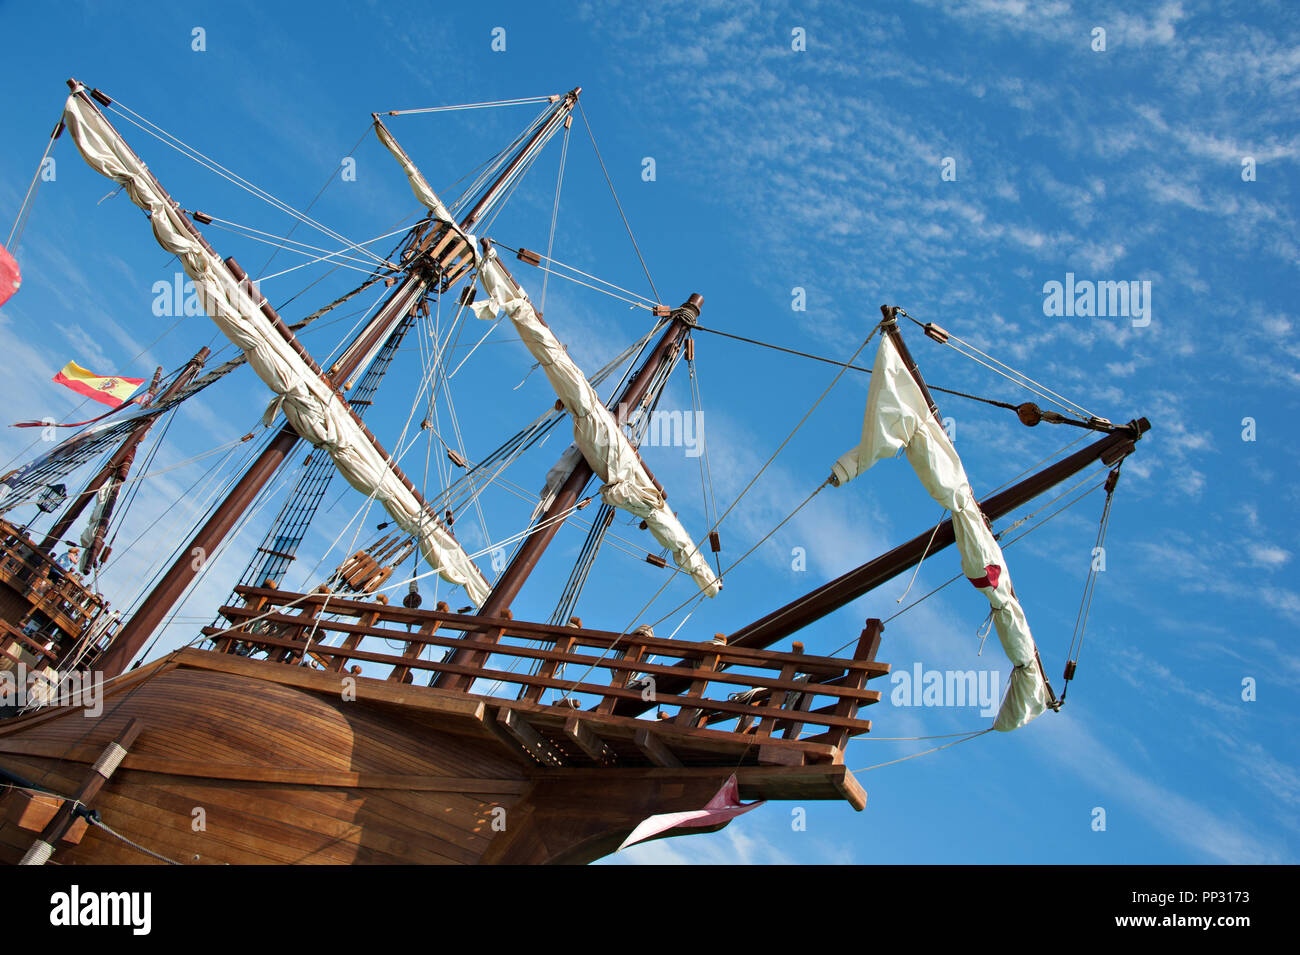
[203,585,889,752]
[0,519,112,665]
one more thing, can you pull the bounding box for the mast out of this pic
[481,298,699,617]
[73,80,579,675]
[224,314,416,598]
[432,294,699,689]
[37,348,208,554]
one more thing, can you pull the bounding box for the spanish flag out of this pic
[52,361,144,409]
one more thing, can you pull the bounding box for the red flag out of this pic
[0,242,19,307]
[617,774,764,851]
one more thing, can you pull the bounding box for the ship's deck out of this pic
[198,584,889,803]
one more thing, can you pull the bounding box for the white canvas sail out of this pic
[471,249,721,597]
[830,333,1047,731]
[62,89,491,606]
[373,117,462,229]
[373,122,720,598]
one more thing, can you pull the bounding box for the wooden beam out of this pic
[758,743,805,767]
[462,707,541,769]
[18,717,143,865]
[634,728,682,768]
[498,708,565,767]
[388,614,442,683]
[0,738,529,792]
[564,716,614,765]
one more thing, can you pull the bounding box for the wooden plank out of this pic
[823,619,883,751]
[521,633,575,704]
[207,612,887,700]
[470,707,545,768]
[222,588,890,675]
[674,648,719,727]
[191,633,880,734]
[779,677,816,740]
[835,768,868,812]
[329,607,383,672]
[595,644,644,715]
[498,708,565,767]
[388,616,441,683]
[758,743,805,767]
[10,790,89,844]
[170,648,491,723]
[0,740,528,791]
[634,728,682,768]
[563,716,614,765]
[755,662,798,738]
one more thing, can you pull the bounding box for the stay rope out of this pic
[5,115,62,249]
[1061,464,1122,700]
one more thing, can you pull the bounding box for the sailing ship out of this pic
[0,79,1150,865]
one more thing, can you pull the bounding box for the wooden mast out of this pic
[37,347,209,555]
[433,290,700,688]
[91,84,581,676]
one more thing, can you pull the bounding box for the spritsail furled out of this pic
[830,327,1047,731]
[375,117,722,598]
[61,86,491,606]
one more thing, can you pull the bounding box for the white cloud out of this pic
[1248,543,1291,569]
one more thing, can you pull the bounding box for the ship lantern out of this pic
[403,579,422,610]
[36,483,68,514]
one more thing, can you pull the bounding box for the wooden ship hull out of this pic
[0,586,884,865]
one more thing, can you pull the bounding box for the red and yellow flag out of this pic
[52,361,144,409]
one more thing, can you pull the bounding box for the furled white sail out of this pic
[830,333,1046,731]
[78,476,118,571]
[62,90,491,605]
[373,117,462,229]
[372,120,720,598]
[473,250,721,597]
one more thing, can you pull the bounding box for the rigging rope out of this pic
[488,240,658,310]
[255,124,372,278]
[5,115,62,249]
[549,319,881,703]
[199,215,389,278]
[1061,465,1122,700]
[690,323,1021,412]
[384,96,556,116]
[104,99,389,269]
[825,467,1112,657]
[539,117,569,314]
[852,728,992,772]
[86,814,182,865]
[577,102,661,305]
[898,309,1095,420]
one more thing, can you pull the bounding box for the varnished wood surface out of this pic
[0,649,866,864]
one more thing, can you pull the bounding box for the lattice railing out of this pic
[203,584,889,751]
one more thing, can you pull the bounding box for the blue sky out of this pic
[0,0,1296,865]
